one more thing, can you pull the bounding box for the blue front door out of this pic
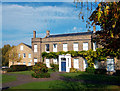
[61,62,66,72]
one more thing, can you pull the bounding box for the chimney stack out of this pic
[46,30,50,37]
[93,25,96,33]
[33,31,36,38]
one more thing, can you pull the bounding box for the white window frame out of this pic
[94,60,98,69]
[28,62,31,66]
[23,62,26,65]
[45,44,50,53]
[63,43,68,52]
[93,42,97,51]
[18,62,20,65]
[46,59,50,67]
[83,42,88,51]
[53,44,57,52]
[107,58,115,72]
[34,58,37,65]
[73,43,78,51]
[20,45,23,50]
[30,59,32,62]
[28,53,31,58]
[34,44,37,52]
[74,59,79,68]
[53,59,57,64]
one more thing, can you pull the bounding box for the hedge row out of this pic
[7,65,33,72]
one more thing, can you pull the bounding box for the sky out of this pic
[1,2,98,47]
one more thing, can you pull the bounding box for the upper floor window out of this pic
[93,42,97,51]
[53,44,57,52]
[23,53,26,58]
[83,42,88,51]
[28,53,31,58]
[20,45,23,50]
[34,44,37,52]
[73,43,78,51]
[63,43,68,52]
[45,44,49,52]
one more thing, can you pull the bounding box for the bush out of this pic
[32,62,48,73]
[95,69,107,74]
[116,70,120,76]
[32,73,50,78]
[86,67,95,73]
[7,65,27,72]
[50,64,59,71]
[32,62,50,78]
[70,68,77,73]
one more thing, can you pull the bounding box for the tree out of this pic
[8,46,22,63]
[1,44,11,66]
[89,2,120,52]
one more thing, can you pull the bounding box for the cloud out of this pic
[2,2,88,47]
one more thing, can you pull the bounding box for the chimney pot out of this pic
[46,30,50,37]
[93,26,96,33]
[33,31,36,38]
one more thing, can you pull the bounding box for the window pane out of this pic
[20,45,23,50]
[83,43,88,51]
[73,43,78,51]
[63,44,67,51]
[46,44,49,52]
[34,45,37,52]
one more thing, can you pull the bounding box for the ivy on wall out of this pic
[42,48,120,68]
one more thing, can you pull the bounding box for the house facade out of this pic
[9,43,34,67]
[32,30,97,72]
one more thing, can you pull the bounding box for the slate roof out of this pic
[47,31,93,38]
[22,43,32,49]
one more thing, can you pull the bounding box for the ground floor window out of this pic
[28,62,31,66]
[74,59,79,68]
[107,58,115,72]
[53,59,57,64]
[46,59,50,67]
[23,62,26,65]
[34,58,37,65]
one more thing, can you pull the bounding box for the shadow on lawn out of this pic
[50,72,120,90]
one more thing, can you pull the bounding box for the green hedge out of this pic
[7,65,28,72]
[70,68,78,73]
[32,73,50,78]
[116,70,120,76]
[86,67,95,73]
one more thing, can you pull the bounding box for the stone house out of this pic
[32,30,98,72]
[9,43,34,67]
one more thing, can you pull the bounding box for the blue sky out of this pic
[2,2,98,47]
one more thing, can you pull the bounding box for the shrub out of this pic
[86,67,95,73]
[32,62,48,73]
[95,69,107,74]
[32,73,50,78]
[32,62,50,78]
[50,64,59,71]
[70,68,77,73]
[7,65,27,72]
[116,70,120,76]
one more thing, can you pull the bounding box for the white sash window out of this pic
[63,43,68,52]
[74,59,79,68]
[73,43,78,51]
[34,44,37,52]
[83,42,88,51]
[53,44,57,52]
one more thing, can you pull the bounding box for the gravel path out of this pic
[2,72,64,89]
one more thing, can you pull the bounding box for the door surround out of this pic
[59,54,71,72]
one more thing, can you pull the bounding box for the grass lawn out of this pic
[2,74,17,83]
[10,80,120,90]
[61,71,120,84]
[8,68,56,75]
[9,71,34,75]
